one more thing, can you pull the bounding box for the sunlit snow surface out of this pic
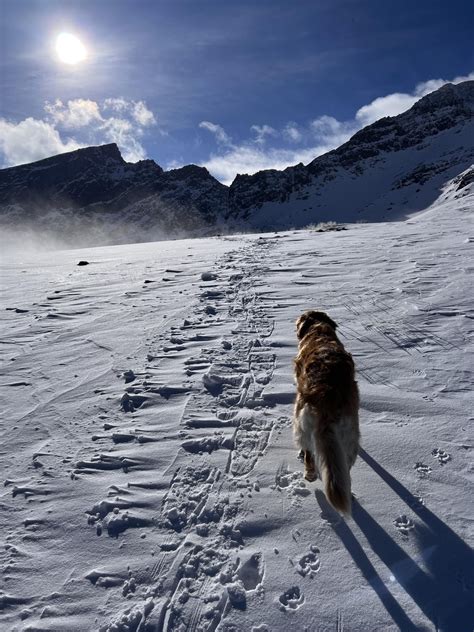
[1,180,473,631]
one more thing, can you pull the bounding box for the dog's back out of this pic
[294,312,359,514]
[295,322,357,416]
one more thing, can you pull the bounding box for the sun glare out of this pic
[56,33,87,65]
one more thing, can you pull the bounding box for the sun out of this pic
[56,33,87,65]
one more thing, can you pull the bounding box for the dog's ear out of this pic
[312,311,337,331]
[296,311,317,339]
[296,310,337,339]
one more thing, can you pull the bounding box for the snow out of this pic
[1,178,473,631]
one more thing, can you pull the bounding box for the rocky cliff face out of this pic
[1,81,473,244]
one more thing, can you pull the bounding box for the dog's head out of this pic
[296,310,337,340]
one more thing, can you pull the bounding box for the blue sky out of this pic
[1,0,473,183]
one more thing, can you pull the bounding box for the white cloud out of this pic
[199,121,232,146]
[101,117,146,162]
[103,98,156,127]
[251,124,277,144]
[0,97,157,167]
[0,117,83,167]
[355,93,419,126]
[44,98,103,129]
[310,115,355,146]
[132,101,156,126]
[283,123,302,143]
[103,97,129,112]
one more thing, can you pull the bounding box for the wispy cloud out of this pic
[199,72,474,184]
[103,98,156,127]
[283,123,302,143]
[132,101,156,127]
[199,121,232,146]
[250,124,277,145]
[0,97,158,167]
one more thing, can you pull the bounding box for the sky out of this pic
[1,0,473,184]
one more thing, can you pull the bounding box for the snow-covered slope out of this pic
[0,81,473,244]
[1,173,472,631]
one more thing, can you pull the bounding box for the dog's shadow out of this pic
[315,448,474,632]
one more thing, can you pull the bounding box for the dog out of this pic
[293,310,359,514]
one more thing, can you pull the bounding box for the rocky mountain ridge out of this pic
[0,81,473,244]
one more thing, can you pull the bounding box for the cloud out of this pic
[103,97,130,112]
[251,124,277,144]
[310,115,356,146]
[103,98,156,127]
[355,92,421,126]
[283,123,302,143]
[132,101,156,127]
[0,98,157,167]
[0,117,83,167]
[101,117,147,162]
[199,121,232,146]
[200,71,473,183]
[44,99,103,129]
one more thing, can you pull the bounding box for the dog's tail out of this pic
[315,416,352,515]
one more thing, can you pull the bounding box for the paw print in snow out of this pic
[296,545,321,578]
[278,586,305,611]
[394,514,415,538]
[414,462,432,475]
[432,448,451,465]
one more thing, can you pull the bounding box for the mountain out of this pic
[0,143,228,244]
[0,81,473,244]
[229,81,474,228]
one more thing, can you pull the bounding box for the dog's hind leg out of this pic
[292,394,305,450]
[294,403,319,481]
[304,450,318,482]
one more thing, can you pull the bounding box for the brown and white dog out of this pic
[293,310,360,514]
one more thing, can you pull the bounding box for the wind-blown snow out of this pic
[1,175,473,631]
